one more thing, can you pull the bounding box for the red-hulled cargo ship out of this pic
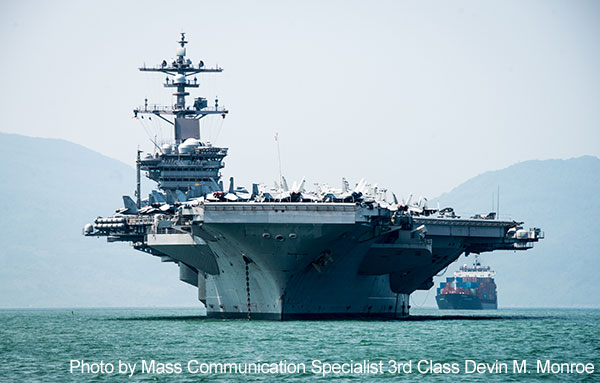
[436,255,497,310]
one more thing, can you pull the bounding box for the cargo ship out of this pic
[436,256,497,310]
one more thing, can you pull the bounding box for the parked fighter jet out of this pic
[115,195,138,215]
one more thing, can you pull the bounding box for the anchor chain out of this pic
[245,260,251,320]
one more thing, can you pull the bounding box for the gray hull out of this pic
[202,223,410,319]
[136,202,540,320]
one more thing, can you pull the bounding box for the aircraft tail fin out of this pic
[151,190,166,204]
[176,190,187,202]
[122,195,138,214]
[228,177,235,193]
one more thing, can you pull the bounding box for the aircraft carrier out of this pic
[84,33,544,320]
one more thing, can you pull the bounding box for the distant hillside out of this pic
[413,156,600,308]
[0,133,198,308]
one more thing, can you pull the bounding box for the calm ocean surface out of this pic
[0,308,598,382]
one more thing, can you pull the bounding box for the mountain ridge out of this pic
[0,132,197,308]
[415,154,600,308]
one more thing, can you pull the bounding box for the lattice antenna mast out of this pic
[133,32,228,143]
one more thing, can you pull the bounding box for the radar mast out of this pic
[134,32,228,143]
[134,33,229,199]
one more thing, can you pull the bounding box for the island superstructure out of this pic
[436,255,498,310]
[84,33,544,320]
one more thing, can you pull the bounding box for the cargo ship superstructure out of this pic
[436,255,497,310]
[84,33,543,320]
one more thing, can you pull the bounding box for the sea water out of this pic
[0,308,598,382]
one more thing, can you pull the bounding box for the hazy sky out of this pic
[1,0,598,197]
